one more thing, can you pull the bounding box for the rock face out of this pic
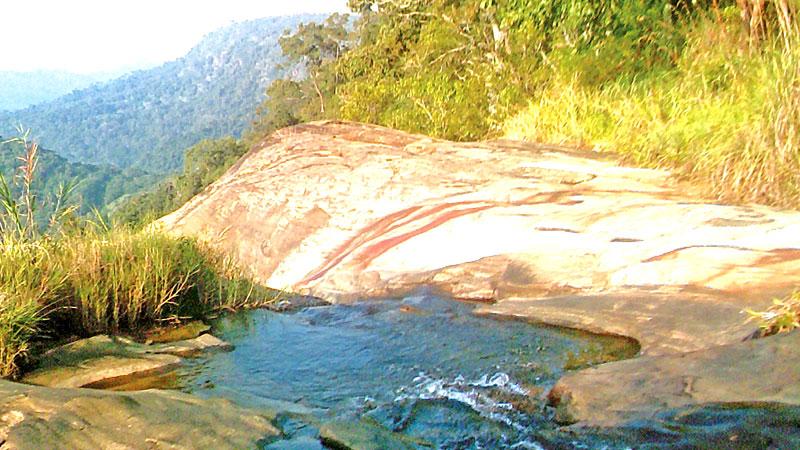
[159,121,800,425]
[548,330,800,425]
[319,420,421,450]
[160,121,800,308]
[0,380,279,449]
[22,333,231,389]
[144,320,211,343]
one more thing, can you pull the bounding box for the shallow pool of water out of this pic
[168,293,800,449]
[169,293,635,448]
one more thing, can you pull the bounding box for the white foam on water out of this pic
[394,371,532,431]
[510,440,545,450]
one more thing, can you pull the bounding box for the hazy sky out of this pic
[0,0,349,73]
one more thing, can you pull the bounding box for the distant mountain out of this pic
[0,138,160,215]
[0,15,324,173]
[0,71,118,111]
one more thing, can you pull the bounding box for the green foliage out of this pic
[746,292,800,336]
[247,14,350,141]
[112,137,248,226]
[0,132,271,378]
[251,1,732,142]
[505,10,800,206]
[0,137,159,220]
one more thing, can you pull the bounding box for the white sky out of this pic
[0,0,349,73]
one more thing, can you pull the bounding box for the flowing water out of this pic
[164,293,800,449]
[166,292,631,448]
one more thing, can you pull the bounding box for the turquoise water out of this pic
[173,293,800,449]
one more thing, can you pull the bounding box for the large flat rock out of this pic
[548,331,800,426]
[474,292,758,356]
[0,380,279,449]
[22,333,232,389]
[159,121,800,344]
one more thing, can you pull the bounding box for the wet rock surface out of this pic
[548,331,800,426]
[22,329,232,389]
[319,419,422,450]
[0,379,279,449]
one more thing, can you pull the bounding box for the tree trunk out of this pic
[311,72,325,115]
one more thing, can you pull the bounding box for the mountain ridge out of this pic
[0,137,159,215]
[0,70,122,112]
[0,14,325,173]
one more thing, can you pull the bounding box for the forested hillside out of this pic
[110,137,248,225]
[0,71,116,111]
[251,0,799,207]
[0,15,323,173]
[0,137,159,215]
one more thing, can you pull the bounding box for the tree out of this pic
[112,137,247,227]
[279,13,350,114]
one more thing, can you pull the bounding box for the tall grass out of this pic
[0,229,272,378]
[54,228,268,334]
[0,132,273,378]
[0,240,64,377]
[504,11,800,206]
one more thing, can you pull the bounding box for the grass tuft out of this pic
[0,129,275,378]
[746,291,800,336]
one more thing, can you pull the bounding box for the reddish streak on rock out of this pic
[756,248,800,265]
[300,201,488,285]
[300,193,584,286]
[353,204,495,270]
[383,202,482,240]
[299,206,425,284]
